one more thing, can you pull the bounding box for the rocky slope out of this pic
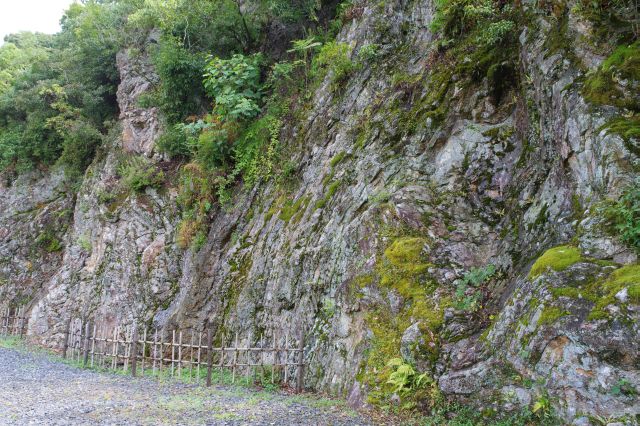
[1,0,639,422]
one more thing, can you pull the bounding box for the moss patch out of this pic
[528,245,583,279]
[279,196,310,223]
[583,41,640,109]
[547,261,640,321]
[383,237,430,275]
[538,306,569,326]
[315,180,342,209]
[356,236,449,410]
[589,263,640,320]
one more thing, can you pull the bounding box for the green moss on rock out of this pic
[538,306,569,326]
[528,245,583,279]
[355,236,448,410]
[589,263,640,320]
[583,41,640,111]
[383,237,430,275]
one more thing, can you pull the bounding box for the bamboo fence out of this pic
[63,317,306,392]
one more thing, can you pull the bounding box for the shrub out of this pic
[118,156,165,192]
[157,124,193,159]
[311,41,357,90]
[151,38,207,123]
[603,179,640,252]
[56,120,103,178]
[203,53,263,121]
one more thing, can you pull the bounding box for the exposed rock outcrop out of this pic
[1,0,638,422]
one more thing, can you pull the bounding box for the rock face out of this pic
[116,49,162,156]
[0,0,639,422]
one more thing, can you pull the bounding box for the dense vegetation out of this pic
[0,0,639,421]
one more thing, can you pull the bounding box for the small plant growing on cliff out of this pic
[77,235,92,252]
[118,156,165,193]
[532,392,553,420]
[453,264,496,311]
[611,378,638,397]
[385,358,432,410]
[602,178,640,252]
[311,41,357,91]
[36,230,63,253]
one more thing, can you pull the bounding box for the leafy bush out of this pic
[431,0,517,47]
[118,156,165,192]
[203,54,264,121]
[603,179,640,252]
[150,38,207,123]
[157,124,193,159]
[311,41,357,90]
[56,120,103,178]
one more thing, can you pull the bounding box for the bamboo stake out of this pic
[19,306,25,338]
[90,323,97,368]
[153,329,158,375]
[62,317,72,359]
[131,324,139,377]
[123,326,130,373]
[171,330,176,378]
[272,330,276,384]
[197,331,202,383]
[83,321,90,367]
[219,333,225,384]
[111,326,118,371]
[260,334,265,383]
[206,328,213,387]
[141,328,147,376]
[189,330,194,382]
[232,332,238,384]
[296,326,305,393]
[159,330,164,376]
[284,332,289,384]
[178,331,183,380]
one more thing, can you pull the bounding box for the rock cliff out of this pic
[1,0,638,422]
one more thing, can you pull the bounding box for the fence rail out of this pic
[64,318,306,392]
[0,308,307,392]
[0,306,27,338]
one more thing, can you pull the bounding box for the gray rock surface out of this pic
[0,0,638,421]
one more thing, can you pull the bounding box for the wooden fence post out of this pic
[2,307,8,335]
[206,328,213,387]
[296,326,305,393]
[19,306,26,338]
[131,323,139,378]
[83,321,91,367]
[62,317,72,359]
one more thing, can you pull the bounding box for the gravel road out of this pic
[0,346,372,425]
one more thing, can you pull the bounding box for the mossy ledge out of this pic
[528,245,583,279]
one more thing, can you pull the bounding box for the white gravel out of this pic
[0,346,371,425]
